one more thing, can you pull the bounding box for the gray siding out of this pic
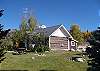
[50,36,68,49]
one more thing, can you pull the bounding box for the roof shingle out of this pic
[31,24,61,36]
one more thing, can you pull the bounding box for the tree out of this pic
[86,27,100,71]
[20,18,27,36]
[31,33,49,52]
[0,10,10,63]
[82,30,91,42]
[70,24,84,45]
[28,16,37,32]
[0,10,4,17]
[20,18,28,48]
[11,29,22,48]
[11,10,38,50]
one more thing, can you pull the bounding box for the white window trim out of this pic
[71,41,75,46]
[68,39,70,50]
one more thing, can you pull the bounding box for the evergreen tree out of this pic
[86,27,100,71]
[0,10,10,63]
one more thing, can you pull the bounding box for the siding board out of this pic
[50,36,68,49]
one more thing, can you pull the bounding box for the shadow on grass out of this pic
[40,69,57,71]
[87,67,100,71]
[0,70,28,71]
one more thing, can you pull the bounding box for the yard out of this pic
[0,51,88,71]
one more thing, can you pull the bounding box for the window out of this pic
[71,41,75,46]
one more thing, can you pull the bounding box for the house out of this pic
[30,24,78,51]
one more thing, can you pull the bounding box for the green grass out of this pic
[0,51,88,71]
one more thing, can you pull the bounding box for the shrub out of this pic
[31,45,49,53]
[29,33,49,53]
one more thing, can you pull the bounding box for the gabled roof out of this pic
[31,24,61,36]
[30,24,74,39]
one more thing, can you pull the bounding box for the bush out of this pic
[43,46,49,51]
[6,46,13,51]
[31,45,49,53]
[29,33,49,53]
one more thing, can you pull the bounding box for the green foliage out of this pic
[70,24,84,45]
[0,10,10,63]
[11,30,22,42]
[17,15,37,49]
[0,38,13,51]
[20,18,27,36]
[32,45,49,52]
[82,30,91,41]
[31,34,49,52]
[11,12,38,50]
[28,16,37,32]
[11,29,27,49]
[0,48,6,63]
[86,27,100,71]
[11,18,28,49]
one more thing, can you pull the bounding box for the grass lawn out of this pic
[0,51,88,71]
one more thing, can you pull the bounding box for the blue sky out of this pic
[0,0,100,31]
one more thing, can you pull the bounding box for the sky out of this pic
[0,0,100,31]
